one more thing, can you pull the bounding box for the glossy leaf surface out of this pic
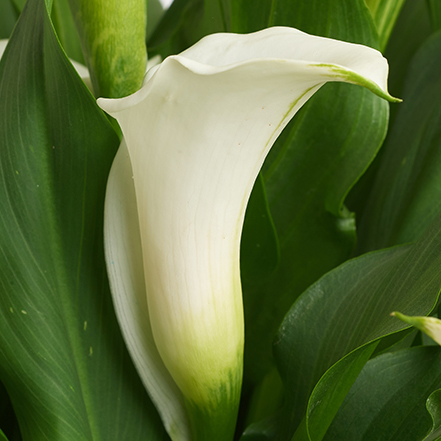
[274,211,441,440]
[357,30,441,252]
[365,0,406,50]
[324,347,441,441]
[0,0,168,439]
[240,0,390,384]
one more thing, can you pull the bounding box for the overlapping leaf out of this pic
[148,0,227,58]
[346,0,433,225]
[364,0,406,50]
[357,30,441,252]
[239,0,390,385]
[0,0,18,38]
[273,211,441,440]
[0,0,168,439]
[51,0,84,63]
[324,347,441,441]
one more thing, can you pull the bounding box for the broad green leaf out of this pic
[0,430,9,441]
[241,416,278,441]
[240,174,280,284]
[147,0,197,57]
[244,368,283,428]
[425,389,441,441]
[346,0,432,219]
[324,347,441,441]
[364,0,406,50]
[357,30,441,252]
[427,0,441,30]
[0,0,18,38]
[51,0,84,63]
[230,0,271,33]
[0,0,168,439]
[240,0,390,385]
[147,0,165,39]
[0,382,20,441]
[9,0,24,12]
[148,0,227,58]
[273,211,441,440]
[385,0,432,100]
[305,344,378,441]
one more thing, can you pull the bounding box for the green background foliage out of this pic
[1,0,441,440]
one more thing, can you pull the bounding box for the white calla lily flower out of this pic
[98,27,397,441]
[392,312,441,345]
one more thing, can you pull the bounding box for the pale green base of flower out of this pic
[184,367,242,441]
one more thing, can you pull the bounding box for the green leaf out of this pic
[0,382,20,441]
[0,0,18,38]
[385,0,432,100]
[244,368,283,429]
[364,0,407,50]
[146,0,165,39]
[273,211,441,440]
[0,0,168,439]
[427,0,441,31]
[240,416,278,441]
[51,0,84,63]
[148,0,228,58]
[425,389,441,441]
[9,0,25,12]
[324,347,441,441]
[230,0,271,33]
[240,173,280,284]
[241,0,390,385]
[346,0,433,219]
[357,30,441,252]
[305,344,379,441]
[147,0,197,57]
[231,0,379,43]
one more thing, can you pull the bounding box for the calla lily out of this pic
[392,312,441,345]
[98,27,398,441]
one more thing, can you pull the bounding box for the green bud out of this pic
[67,0,147,98]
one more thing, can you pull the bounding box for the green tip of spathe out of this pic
[315,64,402,104]
[388,95,403,103]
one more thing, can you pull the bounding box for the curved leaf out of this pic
[425,389,441,441]
[324,347,441,441]
[274,211,441,440]
[0,382,20,441]
[357,30,441,252]
[241,0,390,384]
[365,0,406,50]
[51,0,84,63]
[427,0,441,31]
[0,0,168,439]
[240,173,280,284]
[0,0,18,38]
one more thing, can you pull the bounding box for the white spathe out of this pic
[98,27,397,441]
